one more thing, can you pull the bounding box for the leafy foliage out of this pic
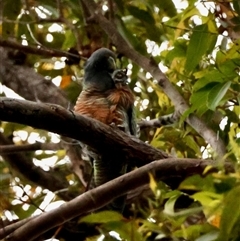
[0,0,240,240]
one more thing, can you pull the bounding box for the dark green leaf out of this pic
[185,24,211,73]
[113,0,125,14]
[151,0,177,17]
[193,70,225,91]
[218,185,240,241]
[2,0,22,37]
[127,6,155,25]
[207,81,231,110]
[190,83,216,115]
[233,0,240,15]
[115,15,147,53]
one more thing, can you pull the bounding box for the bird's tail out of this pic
[93,157,127,213]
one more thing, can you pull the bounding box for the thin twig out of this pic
[0,38,86,60]
[0,142,63,154]
[81,0,227,158]
[3,158,232,241]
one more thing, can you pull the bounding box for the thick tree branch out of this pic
[0,132,76,201]
[3,158,230,241]
[0,47,69,107]
[81,0,227,158]
[0,46,91,188]
[0,98,168,166]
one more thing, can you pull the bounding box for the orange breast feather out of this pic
[74,85,134,128]
[106,85,135,127]
[74,90,111,124]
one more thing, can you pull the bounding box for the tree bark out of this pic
[81,0,227,158]
[3,157,228,241]
[0,98,168,167]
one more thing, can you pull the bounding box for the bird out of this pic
[74,48,137,211]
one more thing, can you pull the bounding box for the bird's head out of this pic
[83,48,117,91]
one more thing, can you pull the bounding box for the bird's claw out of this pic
[110,122,126,132]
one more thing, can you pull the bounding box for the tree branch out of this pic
[0,46,91,190]
[0,98,168,167]
[0,47,69,107]
[3,158,231,241]
[0,38,85,60]
[0,132,76,201]
[81,0,227,158]
[0,142,63,154]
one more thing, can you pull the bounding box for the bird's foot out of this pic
[110,122,126,132]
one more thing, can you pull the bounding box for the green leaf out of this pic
[179,175,215,192]
[185,24,211,73]
[113,0,125,14]
[151,0,177,17]
[190,83,216,116]
[166,40,187,63]
[233,0,240,15]
[193,70,225,91]
[184,135,201,154]
[127,6,155,25]
[115,15,147,54]
[207,81,231,110]
[218,59,240,78]
[174,223,217,240]
[218,185,240,241]
[206,19,218,54]
[2,0,22,37]
[62,30,77,50]
[192,191,222,207]
[79,211,123,223]
[195,230,219,241]
[3,0,22,18]
[164,191,182,216]
[103,221,143,241]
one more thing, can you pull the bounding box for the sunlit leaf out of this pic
[79,211,123,223]
[184,135,201,154]
[174,223,217,240]
[149,172,157,194]
[174,7,200,39]
[179,175,215,192]
[195,230,219,241]
[103,221,143,241]
[164,191,182,216]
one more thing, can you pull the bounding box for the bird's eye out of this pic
[108,56,116,71]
